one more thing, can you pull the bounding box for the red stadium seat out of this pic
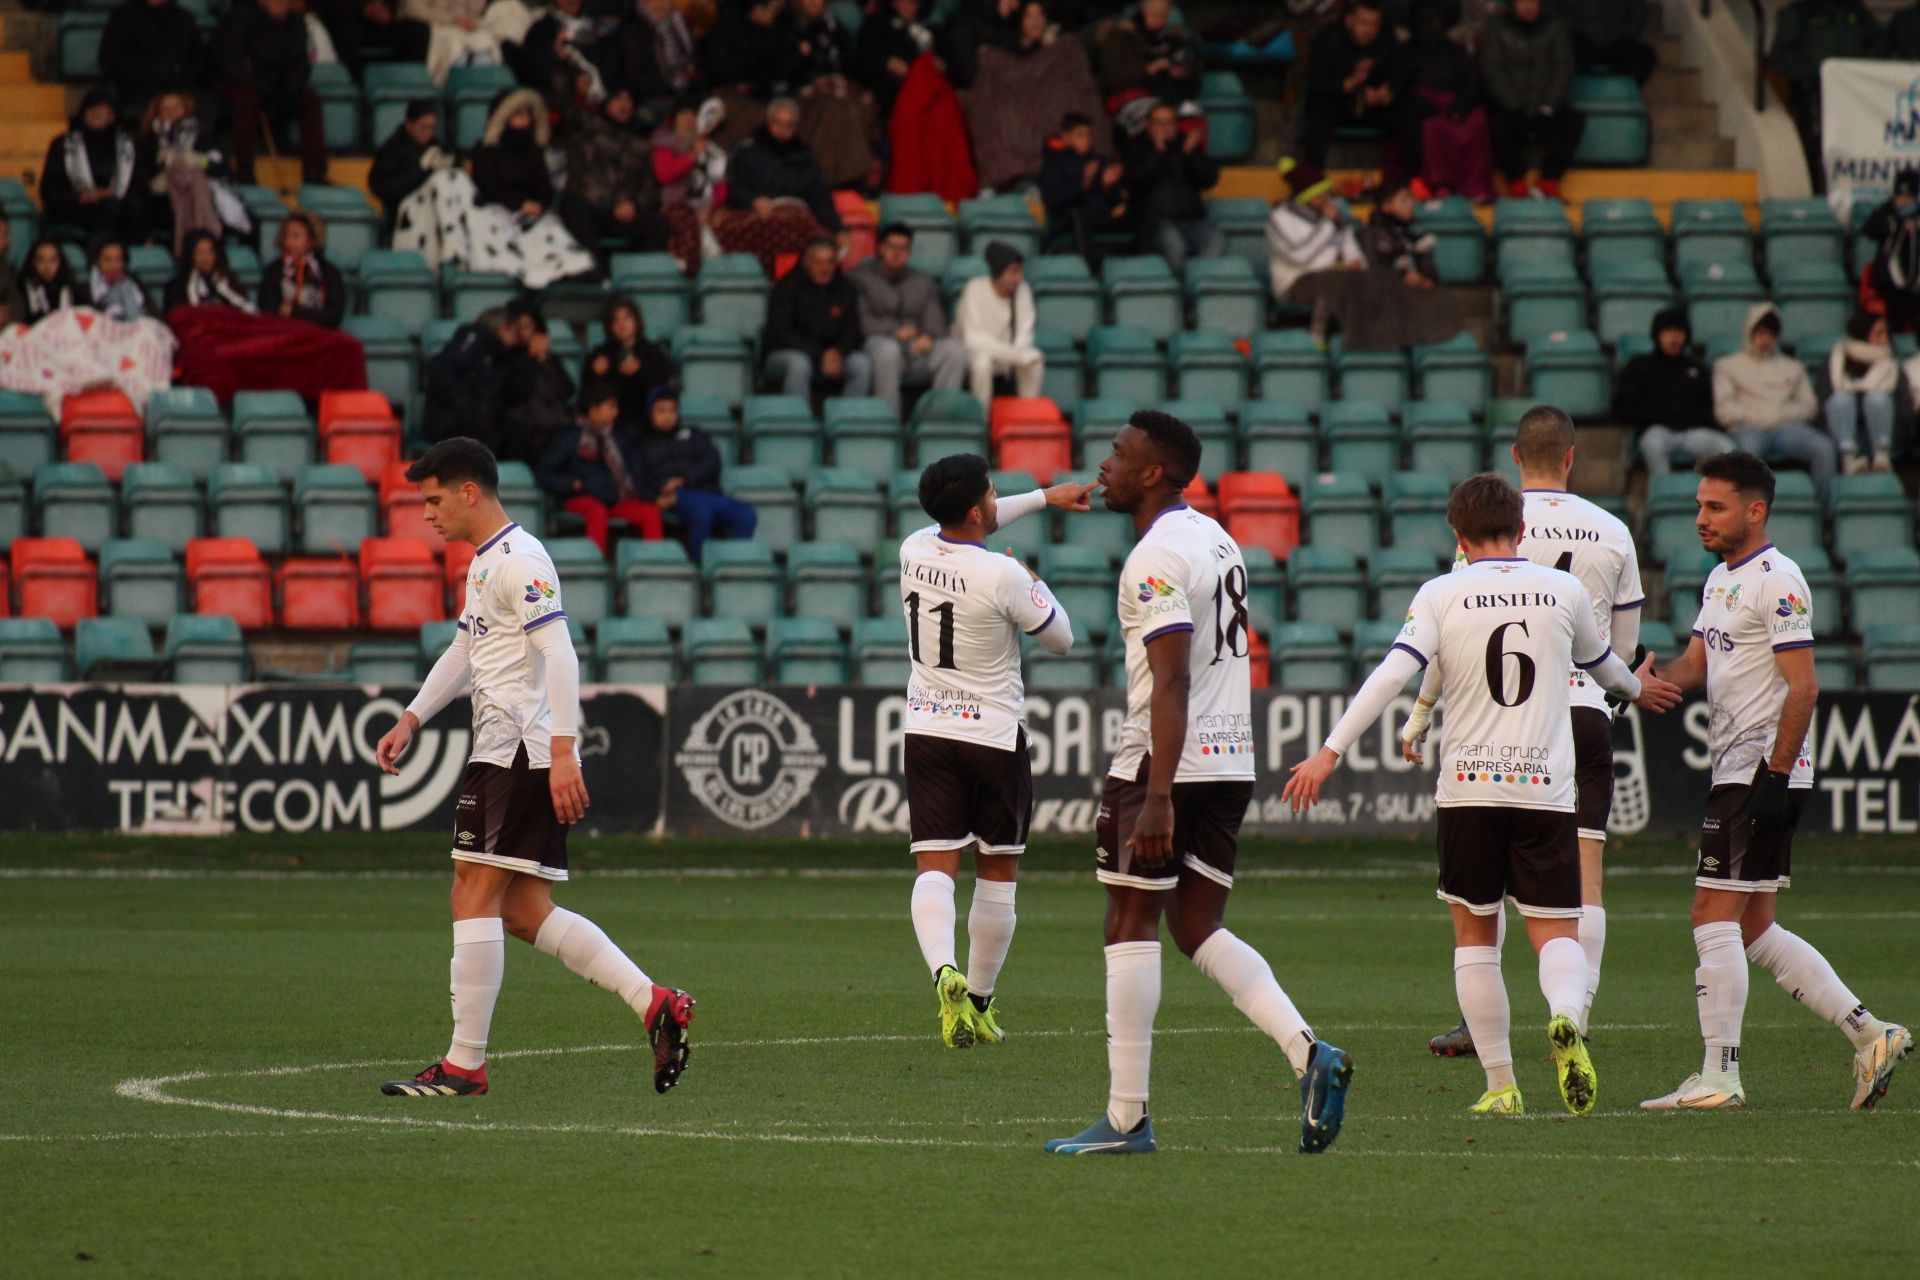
[12,537,96,629]
[1248,627,1270,690]
[995,420,1071,486]
[187,537,275,629]
[276,556,359,630]
[835,190,876,266]
[318,391,401,483]
[988,396,1063,443]
[1216,471,1300,560]
[59,389,143,482]
[0,557,9,618]
[379,461,437,544]
[1182,474,1216,519]
[359,536,444,631]
[444,539,475,611]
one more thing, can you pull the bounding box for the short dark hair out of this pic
[406,437,499,492]
[1696,449,1775,509]
[1061,111,1092,131]
[1129,409,1200,489]
[918,453,992,527]
[579,377,621,409]
[877,222,913,244]
[1446,472,1524,545]
[1751,310,1782,338]
[1513,404,1576,470]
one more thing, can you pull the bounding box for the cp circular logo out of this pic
[673,690,827,830]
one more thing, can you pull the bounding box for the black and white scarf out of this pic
[63,129,136,200]
[23,278,72,319]
[279,253,327,313]
[185,269,256,311]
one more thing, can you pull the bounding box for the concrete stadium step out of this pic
[0,49,31,83]
[0,118,66,188]
[0,81,64,116]
[1211,167,1759,228]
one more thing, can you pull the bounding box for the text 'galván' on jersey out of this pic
[456,521,567,768]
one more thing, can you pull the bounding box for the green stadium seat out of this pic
[618,539,699,623]
[418,620,460,666]
[988,469,1050,561]
[1198,70,1255,160]
[208,462,289,555]
[824,397,903,474]
[1848,548,1920,633]
[939,255,989,310]
[1767,471,1822,554]
[1829,474,1913,564]
[1300,472,1379,558]
[0,617,69,681]
[489,460,544,533]
[1038,543,1116,640]
[1333,343,1409,418]
[536,537,608,629]
[887,470,926,537]
[1184,257,1263,340]
[99,538,183,626]
[702,540,781,621]
[1761,197,1844,273]
[342,315,420,416]
[120,462,202,553]
[443,267,519,323]
[1368,545,1438,616]
[34,462,115,552]
[364,61,441,149]
[1417,195,1488,283]
[1524,330,1610,417]
[1580,198,1665,275]
[1024,633,1102,689]
[1208,196,1275,277]
[1795,546,1842,630]
[293,464,375,556]
[1239,545,1285,637]
[1404,401,1481,479]
[348,639,423,684]
[742,394,820,481]
[678,394,741,464]
[1271,621,1350,691]
[446,64,517,150]
[1027,256,1103,341]
[958,195,1041,260]
[1351,618,1407,668]
[723,466,798,547]
[310,60,361,151]
[1861,623,1920,691]
[1484,397,1532,457]
[0,468,22,545]
[1771,259,1855,345]
[609,253,694,334]
[0,178,37,249]
[74,616,161,681]
[1411,333,1491,417]
[598,616,677,683]
[1501,260,1587,344]
[853,614,911,686]
[1570,75,1650,165]
[232,391,316,482]
[1814,643,1856,691]
[299,185,378,273]
[787,540,866,621]
[675,324,754,407]
[879,194,959,272]
[144,387,228,480]
[1034,329,1085,413]
[768,616,849,683]
[696,253,771,334]
[1288,546,1366,635]
[355,250,439,333]
[127,244,175,300]
[1170,330,1248,418]
[60,11,108,78]
[1320,401,1399,478]
[1251,331,1329,416]
[1592,258,1678,348]
[1664,549,1717,627]
[1645,472,1706,564]
[0,391,56,477]
[806,467,886,546]
[1385,471,1455,561]
[1087,326,1166,402]
[1055,472,1139,565]
[1101,628,1128,687]
[1492,199,1576,277]
[1071,397,1134,467]
[1671,199,1754,277]
[1158,398,1237,484]
[235,185,287,255]
[683,619,763,683]
[1240,400,1316,481]
[165,613,249,684]
[1102,255,1182,332]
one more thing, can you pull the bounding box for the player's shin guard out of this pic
[1455,946,1515,1090]
[534,906,653,1014]
[1577,905,1606,1035]
[1538,935,1587,1026]
[1105,941,1161,1133]
[448,916,505,1070]
[966,879,1016,998]
[1193,928,1315,1077]
[1693,921,1748,1081]
[910,870,958,977]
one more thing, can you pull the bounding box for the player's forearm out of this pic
[1415,660,1441,707]
[1030,594,1074,655]
[1609,604,1641,663]
[1655,650,1705,692]
[994,488,1046,529]
[405,635,472,724]
[1581,648,1642,704]
[1147,675,1190,796]
[1326,647,1425,755]
[1769,681,1817,774]
[531,624,581,738]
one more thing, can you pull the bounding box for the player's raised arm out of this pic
[378,627,473,774]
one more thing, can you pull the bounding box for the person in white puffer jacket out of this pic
[1826,309,1899,474]
[1712,301,1833,502]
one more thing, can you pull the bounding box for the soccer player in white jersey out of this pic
[1285,474,1681,1116]
[1411,406,1646,1057]
[371,438,695,1099]
[1046,411,1355,1157]
[900,455,1093,1048]
[1639,452,1910,1111]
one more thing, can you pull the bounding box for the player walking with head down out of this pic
[1285,474,1680,1117]
[1639,451,1910,1112]
[373,438,695,1099]
[899,456,1094,1049]
[1046,411,1354,1157]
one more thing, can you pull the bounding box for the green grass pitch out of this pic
[3,832,1917,1277]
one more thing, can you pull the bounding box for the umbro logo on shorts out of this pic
[1096,846,1111,862]
[457,830,476,844]
[1701,856,1720,870]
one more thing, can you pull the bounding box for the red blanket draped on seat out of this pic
[167,305,367,404]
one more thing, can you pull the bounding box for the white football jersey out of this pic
[1398,557,1612,811]
[899,525,1063,749]
[455,521,567,767]
[1690,542,1815,789]
[1110,505,1255,783]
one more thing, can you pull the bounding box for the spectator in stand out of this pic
[1123,100,1223,272]
[40,88,150,245]
[164,230,257,312]
[369,102,453,235]
[964,2,1106,194]
[780,0,857,97]
[0,215,21,326]
[539,378,666,555]
[308,0,431,78]
[585,297,678,425]
[99,0,203,113]
[1042,112,1127,257]
[209,0,329,186]
[522,0,620,109]
[953,241,1043,409]
[1713,303,1833,502]
[1104,0,1201,107]
[258,210,347,328]
[779,0,878,191]
[1265,176,1363,301]
[1864,169,1920,333]
[86,237,149,321]
[18,240,77,323]
[654,96,729,266]
[501,311,579,465]
[472,90,561,224]
[424,306,523,447]
[1399,0,1494,202]
[1614,307,1729,476]
[624,0,703,117]
[402,0,508,86]
[856,0,939,116]
[850,223,968,416]
[720,98,845,272]
[1769,1,1886,178]
[708,0,790,103]
[633,388,758,561]
[1288,179,1462,349]
[1559,0,1655,84]
[139,91,244,255]
[563,88,671,257]
[764,237,872,400]
[1479,0,1582,199]
[1288,0,1400,192]
[1825,310,1899,475]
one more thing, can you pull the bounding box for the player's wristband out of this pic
[1399,700,1433,745]
[1605,644,1648,714]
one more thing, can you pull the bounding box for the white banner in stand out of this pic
[1821,57,1920,222]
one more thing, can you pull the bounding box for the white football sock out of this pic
[1577,905,1606,1035]
[1537,934,1587,1025]
[1693,921,1747,1081]
[910,870,958,978]
[1192,929,1315,1077]
[446,916,505,1071]
[1745,924,1886,1050]
[1455,945,1515,1090]
[534,907,654,1016]
[1105,941,1161,1132]
[966,879,1017,998]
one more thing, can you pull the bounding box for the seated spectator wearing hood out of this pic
[719,98,845,273]
[1713,303,1833,501]
[850,223,967,416]
[1614,307,1730,476]
[86,237,149,322]
[1289,0,1401,193]
[1864,169,1920,333]
[1825,310,1899,474]
[585,296,677,425]
[633,388,757,561]
[0,214,21,326]
[209,0,329,186]
[1124,100,1223,272]
[1560,0,1655,84]
[765,237,872,401]
[1287,179,1463,351]
[40,88,150,244]
[1041,112,1127,257]
[100,0,203,114]
[369,102,453,235]
[1266,176,1363,301]
[472,89,559,224]
[258,210,347,328]
[1479,0,1583,199]
[425,306,524,447]
[563,87,670,258]
[538,378,665,555]
[165,229,257,312]
[18,239,77,323]
[953,242,1043,409]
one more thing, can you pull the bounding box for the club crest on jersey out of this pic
[1137,576,1175,603]
[470,568,488,588]
[524,578,555,604]
[1723,584,1742,609]
[1775,592,1807,619]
